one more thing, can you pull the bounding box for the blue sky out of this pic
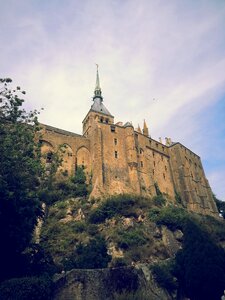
[1,0,225,200]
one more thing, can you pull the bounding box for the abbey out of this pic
[40,68,218,216]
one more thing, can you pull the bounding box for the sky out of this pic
[0,0,225,200]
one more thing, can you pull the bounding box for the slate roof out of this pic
[90,97,113,117]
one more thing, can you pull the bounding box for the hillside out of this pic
[37,188,225,300]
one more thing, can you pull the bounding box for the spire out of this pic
[93,64,102,101]
[143,119,149,136]
[137,124,142,133]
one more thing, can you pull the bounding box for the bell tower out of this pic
[82,65,114,136]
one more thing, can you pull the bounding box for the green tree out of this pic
[0,78,43,281]
[213,194,225,218]
[175,220,225,300]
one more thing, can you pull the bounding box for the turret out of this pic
[143,119,149,136]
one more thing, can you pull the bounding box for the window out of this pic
[153,151,155,157]
[114,138,117,145]
[156,143,158,148]
[106,119,109,124]
[111,126,116,132]
[153,161,156,167]
[165,165,167,171]
[163,173,166,180]
[46,152,53,163]
[100,117,103,123]
[140,148,143,154]
[115,151,118,158]
[162,146,165,152]
[140,161,143,167]
[161,155,163,161]
[153,169,154,175]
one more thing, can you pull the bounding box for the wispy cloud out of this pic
[0,0,225,199]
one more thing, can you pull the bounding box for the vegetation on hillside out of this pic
[1,77,225,299]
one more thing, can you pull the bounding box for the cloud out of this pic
[0,0,225,198]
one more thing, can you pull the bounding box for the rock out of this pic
[107,242,123,258]
[122,217,134,228]
[74,208,85,221]
[174,229,183,242]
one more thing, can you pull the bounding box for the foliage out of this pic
[149,206,188,231]
[117,228,147,250]
[154,182,162,196]
[214,194,225,218]
[151,261,177,293]
[0,275,53,300]
[152,194,166,207]
[62,236,111,270]
[0,78,43,281]
[41,166,89,205]
[89,194,150,224]
[174,220,225,300]
[175,191,182,205]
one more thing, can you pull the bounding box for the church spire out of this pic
[93,64,102,101]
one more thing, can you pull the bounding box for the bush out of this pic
[151,261,177,293]
[174,220,225,300]
[152,195,166,207]
[63,236,111,270]
[89,194,149,224]
[149,206,188,231]
[117,228,147,250]
[0,275,53,300]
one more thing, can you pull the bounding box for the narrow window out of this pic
[153,161,156,167]
[163,173,166,180]
[114,138,117,145]
[140,161,143,167]
[161,155,163,161]
[156,143,158,148]
[106,119,109,124]
[46,152,53,163]
[115,151,118,158]
[153,169,154,175]
[100,117,103,123]
[165,165,167,171]
[153,151,155,157]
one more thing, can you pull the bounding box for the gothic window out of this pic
[115,151,118,158]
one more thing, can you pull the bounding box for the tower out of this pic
[82,65,114,136]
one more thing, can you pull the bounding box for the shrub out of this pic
[111,257,128,267]
[148,207,160,222]
[71,221,86,233]
[63,236,111,270]
[149,206,188,231]
[151,261,177,293]
[152,195,166,207]
[175,219,225,300]
[117,228,147,250]
[0,275,53,300]
[89,194,149,224]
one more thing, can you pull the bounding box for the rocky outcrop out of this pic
[53,266,173,300]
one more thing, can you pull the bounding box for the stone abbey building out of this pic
[41,68,218,216]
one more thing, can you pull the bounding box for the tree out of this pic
[175,220,225,300]
[0,78,43,281]
[213,194,225,218]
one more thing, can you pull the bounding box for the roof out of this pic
[90,97,113,117]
